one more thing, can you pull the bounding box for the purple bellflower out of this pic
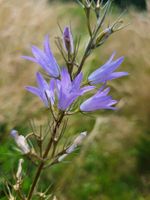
[80,87,117,112]
[26,72,55,107]
[56,68,95,111]
[88,52,128,84]
[22,35,60,78]
[63,26,74,54]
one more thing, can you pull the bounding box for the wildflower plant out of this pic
[6,0,128,199]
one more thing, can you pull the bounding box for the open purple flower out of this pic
[80,87,117,112]
[56,68,95,111]
[22,35,60,78]
[63,26,74,54]
[26,72,55,107]
[88,52,128,84]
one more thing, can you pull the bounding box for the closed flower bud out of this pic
[63,27,74,54]
[58,154,68,162]
[10,130,30,154]
[95,0,101,19]
[66,132,87,154]
[96,28,112,46]
[58,132,87,162]
[16,159,24,180]
[73,131,87,146]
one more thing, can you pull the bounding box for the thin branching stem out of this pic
[75,0,111,77]
[27,112,65,200]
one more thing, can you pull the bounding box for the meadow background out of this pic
[0,0,150,199]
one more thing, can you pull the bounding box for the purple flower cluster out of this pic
[56,68,94,110]
[23,27,128,112]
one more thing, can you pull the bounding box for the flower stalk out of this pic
[7,1,128,199]
[27,111,65,200]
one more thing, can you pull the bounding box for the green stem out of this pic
[75,0,111,77]
[27,112,65,200]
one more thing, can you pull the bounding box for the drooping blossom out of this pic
[10,130,30,154]
[56,68,95,111]
[80,87,117,112]
[26,72,55,107]
[22,35,60,78]
[63,26,74,54]
[88,52,128,84]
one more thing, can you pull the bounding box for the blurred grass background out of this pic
[0,0,150,199]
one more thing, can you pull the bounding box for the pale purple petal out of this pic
[26,73,52,107]
[22,56,37,63]
[105,51,116,65]
[32,46,55,76]
[88,52,127,84]
[43,35,60,76]
[108,100,118,106]
[58,94,79,110]
[96,87,110,97]
[100,55,124,72]
[36,72,49,91]
[49,78,55,91]
[22,35,60,78]
[107,72,128,80]
[72,73,83,91]
[43,35,52,56]
[26,86,48,107]
[80,87,117,112]
[56,79,61,94]
[25,86,41,97]
[89,57,124,84]
[61,68,71,89]
[48,79,55,105]
[10,130,18,139]
[80,86,95,94]
[56,68,86,111]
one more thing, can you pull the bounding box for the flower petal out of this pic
[107,72,128,80]
[25,86,41,97]
[88,52,126,84]
[36,72,49,91]
[80,87,117,112]
[21,56,37,63]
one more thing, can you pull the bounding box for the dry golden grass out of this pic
[0,0,75,127]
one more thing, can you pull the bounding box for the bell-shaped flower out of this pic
[26,72,55,107]
[56,68,95,111]
[22,35,60,78]
[80,87,117,112]
[10,130,30,154]
[88,52,128,84]
[63,26,74,54]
